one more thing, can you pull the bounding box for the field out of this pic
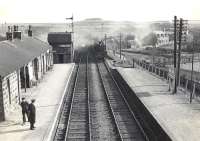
[0,19,151,48]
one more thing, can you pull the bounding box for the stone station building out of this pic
[0,26,53,121]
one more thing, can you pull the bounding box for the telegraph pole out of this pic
[190,42,194,103]
[120,33,122,59]
[173,16,177,94]
[176,18,183,90]
[104,34,107,51]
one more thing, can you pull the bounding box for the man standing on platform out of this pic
[20,97,29,125]
[29,99,36,130]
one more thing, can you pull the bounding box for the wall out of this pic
[46,50,54,70]
[37,56,43,80]
[0,49,53,121]
[1,71,20,120]
[27,51,52,84]
[28,62,34,82]
[0,50,53,121]
[52,45,72,63]
[26,55,45,85]
[43,53,47,73]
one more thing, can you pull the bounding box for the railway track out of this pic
[97,61,146,141]
[53,50,147,141]
[65,56,90,140]
[53,56,90,141]
[88,57,121,140]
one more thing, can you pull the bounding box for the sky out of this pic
[0,0,200,23]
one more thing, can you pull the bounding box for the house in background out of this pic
[153,30,172,47]
[0,25,53,121]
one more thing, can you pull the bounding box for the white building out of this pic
[153,30,173,47]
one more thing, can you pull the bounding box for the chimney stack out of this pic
[13,25,21,40]
[6,26,13,41]
[13,25,18,31]
[28,25,32,37]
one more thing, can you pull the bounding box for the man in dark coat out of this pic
[20,98,29,125]
[29,99,36,130]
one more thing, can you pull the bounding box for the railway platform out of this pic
[107,59,200,141]
[106,50,200,141]
[0,64,74,141]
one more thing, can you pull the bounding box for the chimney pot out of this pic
[13,25,21,40]
[6,26,12,40]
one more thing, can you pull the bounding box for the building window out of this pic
[7,79,11,104]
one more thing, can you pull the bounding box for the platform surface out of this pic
[117,67,200,141]
[0,64,74,141]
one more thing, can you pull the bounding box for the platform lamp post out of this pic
[66,15,74,62]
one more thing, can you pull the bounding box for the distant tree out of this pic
[182,30,200,52]
[142,32,158,47]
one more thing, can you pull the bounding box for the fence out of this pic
[134,59,200,101]
[135,60,169,80]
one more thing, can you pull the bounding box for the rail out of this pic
[52,63,78,141]
[104,60,149,141]
[65,56,90,140]
[87,54,92,141]
[96,62,123,141]
[105,60,172,141]
[64,57,81,141]
[97,60,147,140]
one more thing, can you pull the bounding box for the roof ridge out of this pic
[0,36,51,77]
[33,37,49,45]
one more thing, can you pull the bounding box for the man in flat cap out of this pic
[20,97,29,125]
[29,99,36,130]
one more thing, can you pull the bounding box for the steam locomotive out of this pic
[93,40,107,60]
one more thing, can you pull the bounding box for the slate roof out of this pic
[48,32,72,45]
[0,37,51,77]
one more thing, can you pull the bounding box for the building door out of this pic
[20,67,25,88]
[25,66,30,88]
[20,66,30,88]
[33,58,39,80]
